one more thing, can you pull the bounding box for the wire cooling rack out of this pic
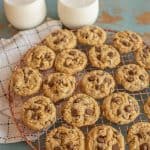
[8,29,149,150]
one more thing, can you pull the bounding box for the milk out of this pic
[58,0,99,29]
[7,0,36,4]
[61,0,94,7]
[4,0,47,29]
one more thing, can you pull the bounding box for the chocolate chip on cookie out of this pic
[45,29,77,53]
[82,70,115,99]
[23,45,56,70]
[63,93,100,127]
[12,67,42,96]
[115,64,149,92]
[112,143,120,150]
[89,45,120,69]
[113,30,143,54]
[43,73,76,103]
[77,26,107,46]
[102,92,140,124]
[127,122,150,150]
[55,49,87,74]
[87,125,125,150]
[22,96,56,131]
[46,126,85,150]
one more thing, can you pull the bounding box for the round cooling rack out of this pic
[8,29,149,150]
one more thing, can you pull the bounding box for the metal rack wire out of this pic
[8,29,149,150]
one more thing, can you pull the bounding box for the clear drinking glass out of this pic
[4,0,47,29]
[58,0,99,29]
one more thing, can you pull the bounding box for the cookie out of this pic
[11,67,42,96]
[55,49,87,74]
[102,92,140,124]
[135,45,150,69]
[22,96,56,131]
[115,64,149,92]
[89,44,120,69]
[127,122,150,150]
[81,70,115,99]
[43,73,76,103]
[77,26,107,46]
[87,125,125,150]
[23,45,56,70]
[46,125,85,150]
[144,97,150,119]
[44,29,77,53]
[62,93,100,127]
[113,30,143,54]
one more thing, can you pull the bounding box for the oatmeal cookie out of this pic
[43,73,76,103]
[127,122,150,150]
[44,29,77,53]
[81,70,115,99]
[55,49,87,74]
[135,45,150,69]
[89,44,120,69]
[87,125,125,150]
[23,45,55,70]
[62,93,100,127]
[113,30,143,54]
[102,92,140,124]
[115,64,149,92]
[46,125,85,150]
[22,96,56,131]
[77,26,107,46]
[11,67,42,96]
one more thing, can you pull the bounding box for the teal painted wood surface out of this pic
[0,0,150,39]
[0,0,149,149]
[0,142,29,150]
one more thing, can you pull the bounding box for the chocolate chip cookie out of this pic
[46,125,85,150]
[115,64,149,92]
[89,44,120,69]
[22,96,56,131]
[127,122,150,150]
[77,26,107,46]
[144,97,150,119]
[81,70,115,99]
[135,45,150,69]
[113,30,143,54]
[102,92,140,124]
[87,125,125,150]
[43,73,76,103]
[55,49,87,74]
[62,93,100,127]
[44,29,77,53]
[23,45,56,70]
[11,67,42,96]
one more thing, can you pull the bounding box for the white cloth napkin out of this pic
[0,19,62,143]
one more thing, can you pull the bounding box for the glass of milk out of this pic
[58,0,99,29]
[4,0,47,29]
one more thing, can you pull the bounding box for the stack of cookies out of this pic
[10,25,150,150]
